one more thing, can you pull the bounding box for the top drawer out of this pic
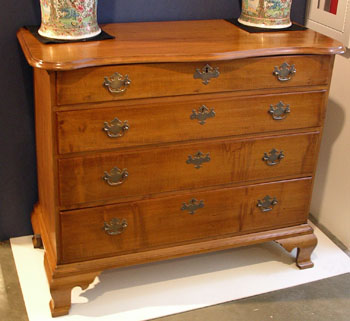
[56,55,332,105]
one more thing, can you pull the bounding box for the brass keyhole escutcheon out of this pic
[193,64,220,85]
[190,105,215,125]
[181,198,204,214]
[186,151,211,169]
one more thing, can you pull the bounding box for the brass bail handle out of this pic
[103,167,128,186]
[273,62,296,82]
[257,195,278,212]
[262,149,284,166]
[103,218,128,235]
[104,72,131,93]
[269,101,290,120]
[103,117,129,138]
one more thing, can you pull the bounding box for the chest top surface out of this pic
[17,19,344,71]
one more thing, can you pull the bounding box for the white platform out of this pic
[11,224,350,321]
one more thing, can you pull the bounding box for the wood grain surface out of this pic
[33,69,60,261]
[17,20,344,70]
[57,90,326,154]
[58,132,319,208]
[56,55,331,105]
[60,178,312,263]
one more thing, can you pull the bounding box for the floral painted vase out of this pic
[238,0,293,29]
[38,0,101,40]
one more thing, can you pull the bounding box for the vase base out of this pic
[38,27,102,41]
[238,18,292,30]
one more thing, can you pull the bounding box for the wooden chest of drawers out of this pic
[17,20,343,316]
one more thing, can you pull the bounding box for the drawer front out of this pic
[57,91,326,154]
[58,132,319,208]
[60,178,312,263]
[56,55,331,105]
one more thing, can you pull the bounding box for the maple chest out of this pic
[17,20,344,316]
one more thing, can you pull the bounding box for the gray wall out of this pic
[0,0,306,241]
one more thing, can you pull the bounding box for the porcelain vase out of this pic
[238,0,293,29]
[38,0,101,40]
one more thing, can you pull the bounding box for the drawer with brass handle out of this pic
[60,177,312,263]
[56,91,326,154]
[56,55,331,105]
[58,132,319,208]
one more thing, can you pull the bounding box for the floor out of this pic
[1,235,349,321]
[0,241,28,321]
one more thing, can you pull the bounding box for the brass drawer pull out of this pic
[103,167,128,186]
[103,117,129,138]
[103,72,131,93]
[181,198,204,214]
[190,105,216,125]
[263,149,284,166]
[257,195,278,212]
[194,64,220,85]
[269,101,290,120]
[103,218,128,235]
[186,151,210,169]
[273,62,296,82]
